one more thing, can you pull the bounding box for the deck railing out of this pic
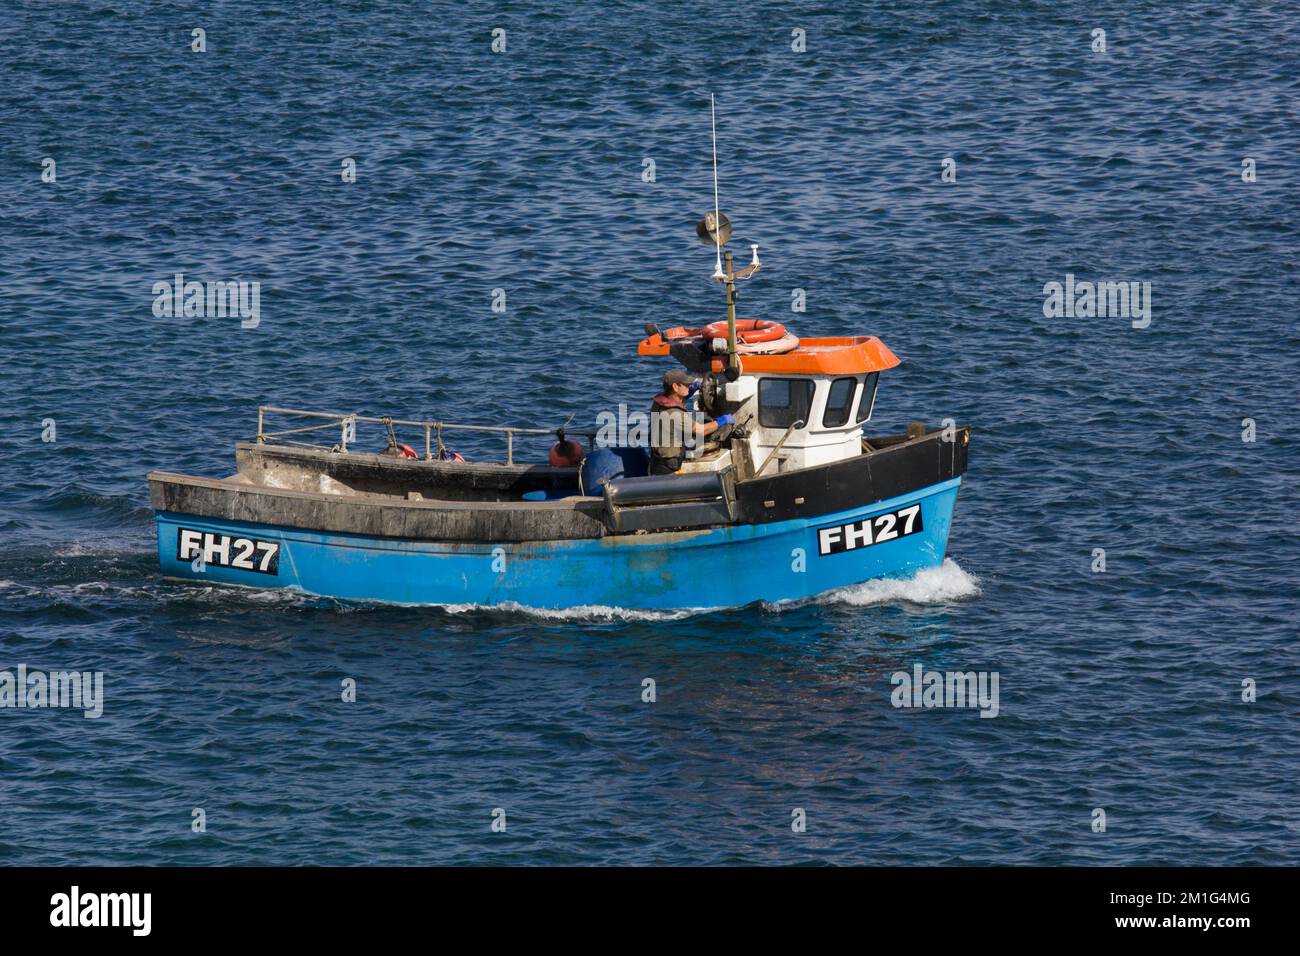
[255,406,596,466]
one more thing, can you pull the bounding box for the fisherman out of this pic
[649,369,733,475]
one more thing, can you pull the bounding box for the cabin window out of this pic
[758,378,814,429]
[822,377,857,428]
[855,373,880,423]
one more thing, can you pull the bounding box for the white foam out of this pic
[1,560,979,618]
[159,582,324,606]
[819,558,980,607]
[52,539,152,558]
[53,542,107,558]
[435,561,979,619]
[438,601,702,623]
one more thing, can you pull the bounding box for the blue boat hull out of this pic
[155,477,962,610]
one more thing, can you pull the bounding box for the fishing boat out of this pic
[147,110,970,610]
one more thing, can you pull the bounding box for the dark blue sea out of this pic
[0,1,1296,866]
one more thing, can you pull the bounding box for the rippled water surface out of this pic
[0,1,1297,865]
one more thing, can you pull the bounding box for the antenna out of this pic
[690,93,762,382]
[710,94,725,280]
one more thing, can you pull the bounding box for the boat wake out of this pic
[1,552,978,621]
[53,539,152,558]
[438,601,702,623]
[436,559,980,621]
[818,558,980,607]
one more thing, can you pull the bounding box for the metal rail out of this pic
[256,406,597,466]
[753,419,806,478]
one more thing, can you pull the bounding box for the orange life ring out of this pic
[703,318,787,344]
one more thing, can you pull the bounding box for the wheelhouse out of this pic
[637,330,901,474]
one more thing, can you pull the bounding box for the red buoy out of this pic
[549,440,586,467]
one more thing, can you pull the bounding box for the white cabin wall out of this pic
[730,374,868,475]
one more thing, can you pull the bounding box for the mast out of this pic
[696,94,761,381]
[710,94,725,283]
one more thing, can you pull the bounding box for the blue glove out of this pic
[687,380,702,398]
[715,414,735,427]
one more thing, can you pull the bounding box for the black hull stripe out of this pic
[735,427,969,524]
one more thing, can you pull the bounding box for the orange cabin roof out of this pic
[637,330,900,376]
